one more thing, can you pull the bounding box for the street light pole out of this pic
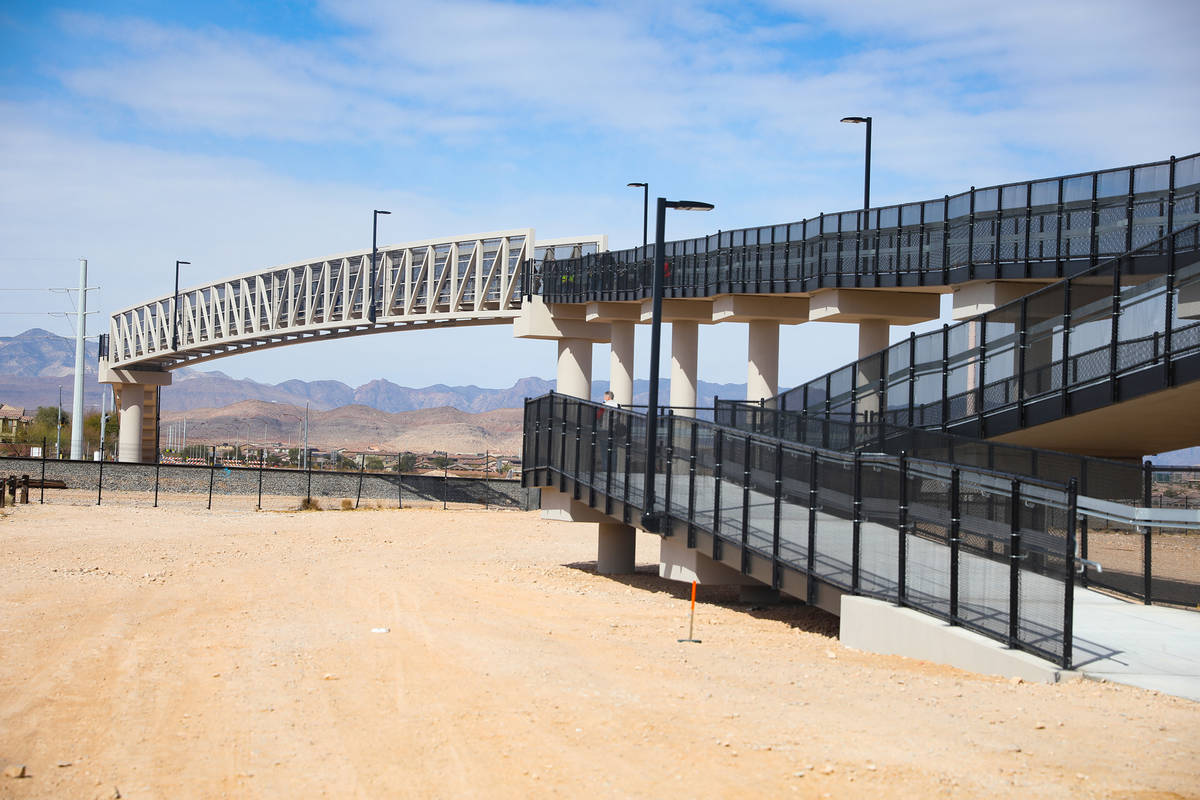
[641,196,715,532]
[627,182,649,247]
[840,116,872,211]
[369,209,391,323]
[172,260,191,351]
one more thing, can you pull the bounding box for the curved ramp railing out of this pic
[522,392,1078,668]
[774,223,1200,442]
[531,152,1199,303]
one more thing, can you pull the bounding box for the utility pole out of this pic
[49,262,98,460]
[56,385,63,459]
[70,258,87,460]
[303,402,309,471]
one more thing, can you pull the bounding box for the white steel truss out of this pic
[107,230,605,370]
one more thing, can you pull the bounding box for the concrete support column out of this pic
[747,320,780,403]
[117,384,146,463]
[858,319,890,359]
[857,320,890,421]
[670,320,698,417]
[556,338,593,400]
[609,320,635,405]
[597,522,636,574]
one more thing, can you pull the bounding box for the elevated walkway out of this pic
[771,223,1200,459]
[522,392,1200,699]
[524,392,1079,668]
[534,152,1199,305]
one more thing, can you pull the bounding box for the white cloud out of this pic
[4,0,1197,392]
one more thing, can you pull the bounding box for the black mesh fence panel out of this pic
[1015,495,1070,664]
[905,463,953,619]
[1150,527,1200,607]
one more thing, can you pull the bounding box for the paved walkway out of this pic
[1072,588,1200,701]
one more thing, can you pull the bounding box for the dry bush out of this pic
[341,499,353,511]
[299,497,322,511]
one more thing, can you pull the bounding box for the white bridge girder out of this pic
[107,230,605,371]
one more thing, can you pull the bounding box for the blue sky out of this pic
[1,0,1197,390]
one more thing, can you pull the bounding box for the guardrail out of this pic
[530,153,1199,303]
[523,392,1078,668]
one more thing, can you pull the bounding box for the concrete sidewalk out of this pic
[1072,588,1200,702]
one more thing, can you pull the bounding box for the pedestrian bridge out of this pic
[99,150,1200,685]
[104,230,605,372]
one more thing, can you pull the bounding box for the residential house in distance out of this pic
[0,403,32,442]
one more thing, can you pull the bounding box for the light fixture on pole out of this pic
[840,116,872,211]
[369,209,391,323]
[172,260,191,351]
[641,196,715,533]
[627,182,649,248]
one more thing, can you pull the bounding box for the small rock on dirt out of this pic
[3,764,27,778]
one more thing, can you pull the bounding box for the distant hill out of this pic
[0,327,100,377]
[0,328,750,414]
[162,400,525,455]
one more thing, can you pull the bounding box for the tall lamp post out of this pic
[368,209,391,323]
[626,182,648,247]
[641,196,715,532]
[840,116,872,212]
[172,260,191,351]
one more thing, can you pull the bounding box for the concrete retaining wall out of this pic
[0,456,540,510]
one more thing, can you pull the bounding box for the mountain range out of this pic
[0,328,747,414]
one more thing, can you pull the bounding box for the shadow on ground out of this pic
[563,561,838,637]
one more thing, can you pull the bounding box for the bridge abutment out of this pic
[100,361,172,463]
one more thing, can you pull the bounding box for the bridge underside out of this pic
[143,315,515,370]
[989,379,1200,459]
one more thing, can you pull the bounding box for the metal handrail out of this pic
[532,152,1200,303]
[1077,496,1200,531]
[779,222,1200,439]
[522,390,1078,668]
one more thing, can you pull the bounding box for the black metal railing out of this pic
[714,405,1145,500]
[713,404,1200,609]
[777,223,1200,442]
[523,392,1078,668]
[527,152,1200,303]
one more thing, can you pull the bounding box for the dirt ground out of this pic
[0,500,1197,799]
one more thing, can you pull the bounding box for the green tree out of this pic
[82,411,117,453]
[27,406,70,447]
[429,453,455,471]
[396,452,418,473]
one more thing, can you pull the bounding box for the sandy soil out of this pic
[0,501,1197,799]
